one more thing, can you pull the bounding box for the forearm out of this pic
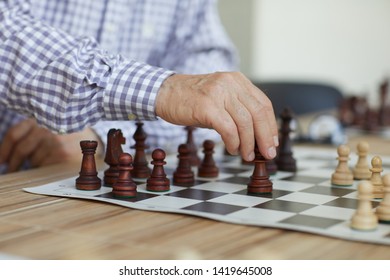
[0,2,173,133]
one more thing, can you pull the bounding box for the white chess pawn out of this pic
[331,145,353,186]
[350,180,378,231]
[353,141,371,180]
[370,156,384,199]
[376,174,390,223]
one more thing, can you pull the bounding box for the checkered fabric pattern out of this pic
[0,0,238,170]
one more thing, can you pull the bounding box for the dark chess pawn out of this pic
[247,145,273,194]
[185,126,201,166]
[276,107,297,172]
[112,153,137,198]
[146,149,170,192]
[131,122,151,178]
[104,129,125,186]
[198,140,219,178]
[173,144,195,186]
[76,140,101,190]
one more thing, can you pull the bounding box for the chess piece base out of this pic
[350,214,378,231]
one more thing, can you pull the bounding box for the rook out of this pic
[76,140,101,190]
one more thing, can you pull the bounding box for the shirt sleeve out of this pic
[91,0,238,152]
[0,1,174,134]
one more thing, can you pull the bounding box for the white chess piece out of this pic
[350,180,378,231]
[331,145,353,186]
[370,156,384,199]
[376,174,390,223]
[353,141,371,180]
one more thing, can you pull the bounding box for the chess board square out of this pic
[217,176,250,185]
[228,207,296,223]
[182,201,245,215]
[279,214,343,229]
[281,174,329,184]
[279,192,337,205]
[301,185,356,196]
[137,184,186,194]
[297,160,333,170]
[254,200,316,213]
[54,186,105,196]
[208,193,271,207]
[324,197,381,209]
[328,222,390,241]
[300,205,355,220]
[191,181,247,193]
[234,189,292,199]
[170,178,209,187]
[167,188,225,200]
[272,179,314,192]
[140,196,201,209]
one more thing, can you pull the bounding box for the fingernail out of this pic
[273,136,279,146]
[247,151,255,162]
[267,147,276,158]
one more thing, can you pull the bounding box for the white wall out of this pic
[219,0,390,106]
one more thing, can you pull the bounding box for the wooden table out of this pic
[1,135,390,260]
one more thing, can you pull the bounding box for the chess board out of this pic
[24,146,390,245]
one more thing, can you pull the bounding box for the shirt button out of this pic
[127,114,136,120]
[105,23,117,33]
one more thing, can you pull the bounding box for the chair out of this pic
[252,80,345,144]
[253,81,344,116]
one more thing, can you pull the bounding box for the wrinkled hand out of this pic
[156,72,279,161]
[0,118,103,173]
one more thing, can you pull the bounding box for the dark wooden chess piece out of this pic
[266,158,278,175]
[173,143,195,186]
[276,107,297,172]
[146,149,170,192]
[104,129,126,186]
[198,140,219,178]
[112,153,137,198]
[131,122,151,178]
[76,140,101,190]
[378,79,390,127]
[247,145,273,194]
[185,126,201,166]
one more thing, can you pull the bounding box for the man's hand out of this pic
[156,72,279,162]
[0,118,103,173]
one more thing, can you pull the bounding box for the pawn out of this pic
[247,145,273,194]
[370,156,384,199]
[146,149,170,192]
[173,144,195,186]
[198,140,219,178]
[276,107,297,172]
[331,144,353,186]
[353,141,371,180]
[75,140,101,190]
[112,153,137,198]
[350,180,378,231]
[185,126,201,166]
[376,174,390,223]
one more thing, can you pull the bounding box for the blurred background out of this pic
[218,0,390,142]
[219,0,390,105]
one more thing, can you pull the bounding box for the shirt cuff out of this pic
[103,60,174,121]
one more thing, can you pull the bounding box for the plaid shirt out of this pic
[0,0,238,171]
